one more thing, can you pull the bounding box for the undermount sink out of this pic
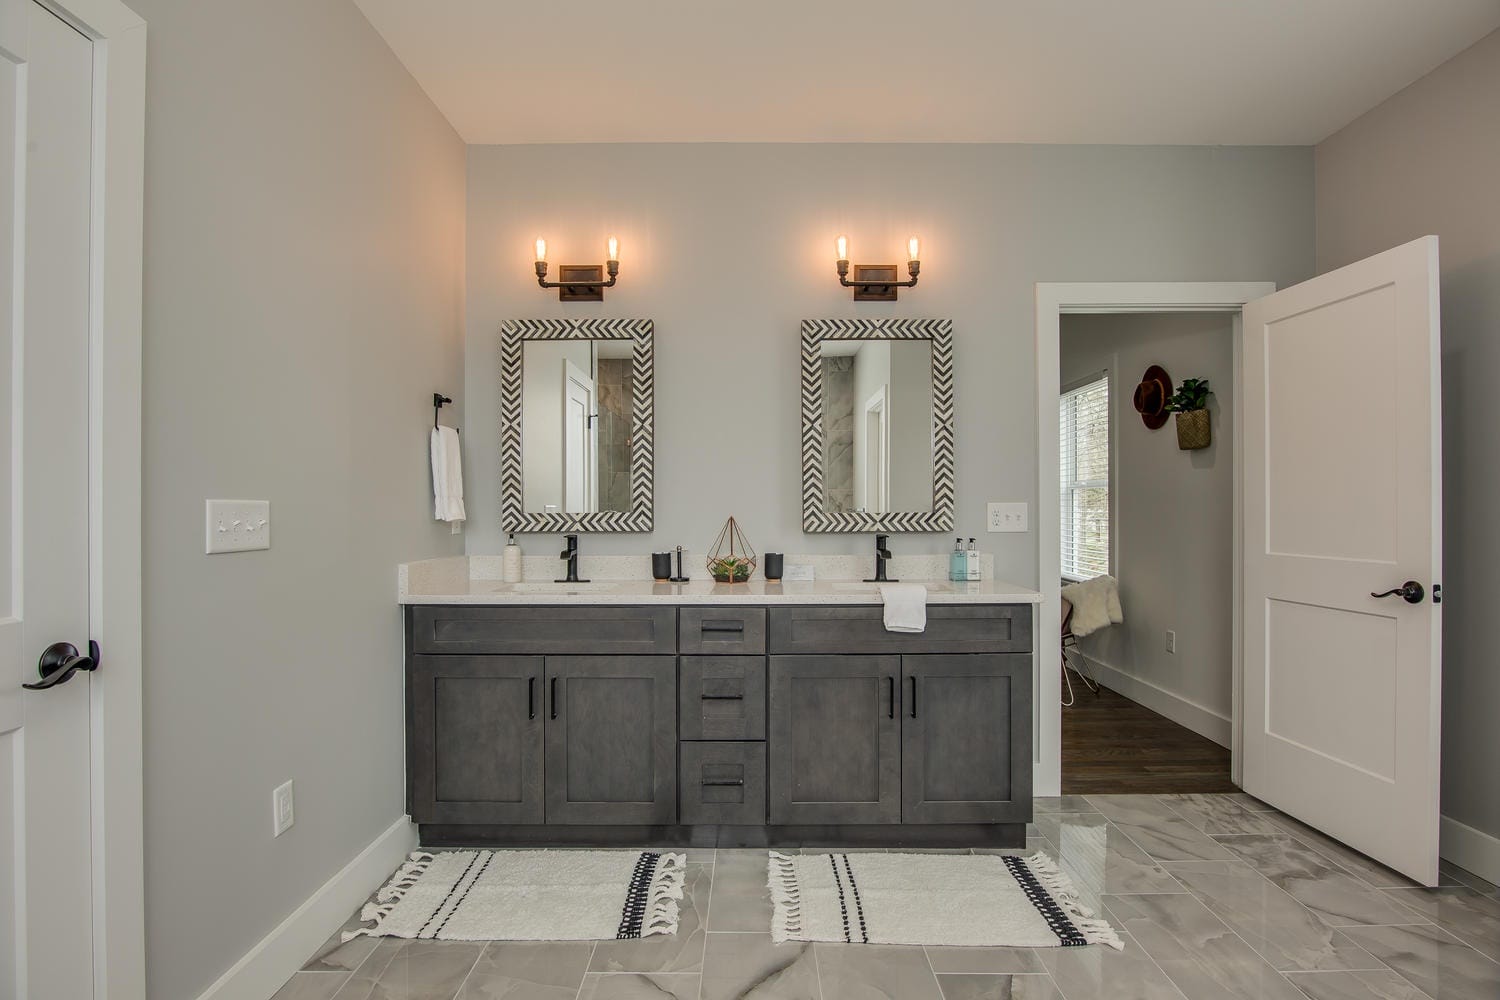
[834,580,952,593]
[506,581,620,595]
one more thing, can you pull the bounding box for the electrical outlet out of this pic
[1166,630,1177,654]
[206,499,271,554]
[987,502,1028,533]
[273,780,294,837]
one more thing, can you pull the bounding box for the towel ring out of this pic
[433,393,455,431]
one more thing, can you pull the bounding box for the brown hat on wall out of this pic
[1133,365,1172,430]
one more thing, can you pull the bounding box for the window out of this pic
[1060,374,1110,581]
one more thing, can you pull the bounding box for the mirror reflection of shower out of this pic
[820,340,934,514]
[522,339,635,514]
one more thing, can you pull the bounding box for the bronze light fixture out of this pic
[534,237,620,301]
[835,235,921,301]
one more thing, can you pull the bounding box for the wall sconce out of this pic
[533,236,620,301]
[835,235,921,301]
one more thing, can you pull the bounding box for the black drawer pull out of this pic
[550,677,558,720]
[528,677,536,720]
[701,693,744,701]
[700,622,746,633]
[702,779,745,787]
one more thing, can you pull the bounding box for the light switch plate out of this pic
[272,779,294,837]
[987,502,1029,533]
[206,499,271,554]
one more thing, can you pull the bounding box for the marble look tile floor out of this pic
[275,794,1499,1000]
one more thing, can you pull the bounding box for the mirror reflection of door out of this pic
[820,340,933,515]
[562,359,596,514]
[522,339,634,515]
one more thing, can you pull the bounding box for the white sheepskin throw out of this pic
[1061,575,1123,637]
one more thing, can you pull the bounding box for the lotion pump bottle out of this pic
[950,538,965,581]
[502,533,523,583]
[966,537,982,581]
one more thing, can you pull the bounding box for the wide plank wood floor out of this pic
[1062,681,1236,794]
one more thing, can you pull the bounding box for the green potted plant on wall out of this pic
[1166,378,1212,450]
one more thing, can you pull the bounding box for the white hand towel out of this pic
[431,426,466,523]
[880,583,927,633]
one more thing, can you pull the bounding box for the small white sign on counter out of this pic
[782,564,815,582]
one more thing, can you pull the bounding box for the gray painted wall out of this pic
[130,1,466,997]
[1315,28,1500,847]
[1061,313,1236,741]
[465,143,1315,577]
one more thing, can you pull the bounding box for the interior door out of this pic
[1242,235,1442,885]
[562,359,596,513]
[0,2,100,996]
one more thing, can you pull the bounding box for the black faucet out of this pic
[556,534,590,583]
[863,533,899,583]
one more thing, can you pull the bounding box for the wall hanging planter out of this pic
[1175,409,1212,450]
[1167,377,1212,450]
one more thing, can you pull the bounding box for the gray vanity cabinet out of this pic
[767,655,903,824]
[543,656,677,825]
[408,655,545,825]
[901,654,1032,824]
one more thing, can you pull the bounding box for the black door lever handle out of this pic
[1371,581,1425,604]
[24,640,100,691]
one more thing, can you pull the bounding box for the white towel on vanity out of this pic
[880,583,927,633]
[431,426,466,523]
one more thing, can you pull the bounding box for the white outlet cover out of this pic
[206,499,271,554]
[986,502,1029,533]
[1166,630,1177,654]
[272,779,294,837]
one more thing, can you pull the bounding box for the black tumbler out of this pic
[652,552,673,581]
[764,553,784,581]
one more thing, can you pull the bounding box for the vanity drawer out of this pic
[767,605,1032,654]
[408,606,676,655]
[680,656,766,740]
[679,608,766,655]
[679,742,766,826]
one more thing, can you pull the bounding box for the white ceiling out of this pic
[352,1,1500,146]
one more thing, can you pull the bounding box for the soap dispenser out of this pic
[502,533,523,583]
[966,537,982,581]
[949,538,966,582]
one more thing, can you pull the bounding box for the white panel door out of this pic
[1243,235,1442,885]
[563,360,596,514]
[0,2,100,996]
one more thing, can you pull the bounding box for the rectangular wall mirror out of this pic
[500,319,654,532]
[801,319,954,532]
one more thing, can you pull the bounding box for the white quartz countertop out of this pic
[399,556,1042,606]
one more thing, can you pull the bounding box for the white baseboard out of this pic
[1440,813,1500,886]
[194,816,417,1000]
[1072,653,1232,748]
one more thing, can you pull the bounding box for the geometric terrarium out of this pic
[706,516,757,583]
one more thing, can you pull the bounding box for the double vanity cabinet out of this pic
[403,590,1035,848]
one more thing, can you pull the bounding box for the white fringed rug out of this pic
[345,850,686,942]
[769,852,1122,950]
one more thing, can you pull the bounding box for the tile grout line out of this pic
[443,942,486,1000]
[574,941,597,1000]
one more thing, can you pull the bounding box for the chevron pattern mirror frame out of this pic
[499,318,655,533]
[800,318,955,533]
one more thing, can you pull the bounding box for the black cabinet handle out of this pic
[701,621,745,633]
[701,693,744,701]
[910,676,918,718]
[528,677,536,720]
[702,779,745,787]
[550,677,558,720]
[887,676,895,719]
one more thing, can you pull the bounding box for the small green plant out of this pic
[1166,378,1211,412]
[709,556,754,583]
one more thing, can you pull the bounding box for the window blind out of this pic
[1060,374,1110,581]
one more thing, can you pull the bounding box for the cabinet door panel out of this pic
[409,656,544,824]
[902,654,1032,823]
[768,655,900,824]
[545,656,677,824]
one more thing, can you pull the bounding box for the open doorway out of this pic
[1059,313,1236,794]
